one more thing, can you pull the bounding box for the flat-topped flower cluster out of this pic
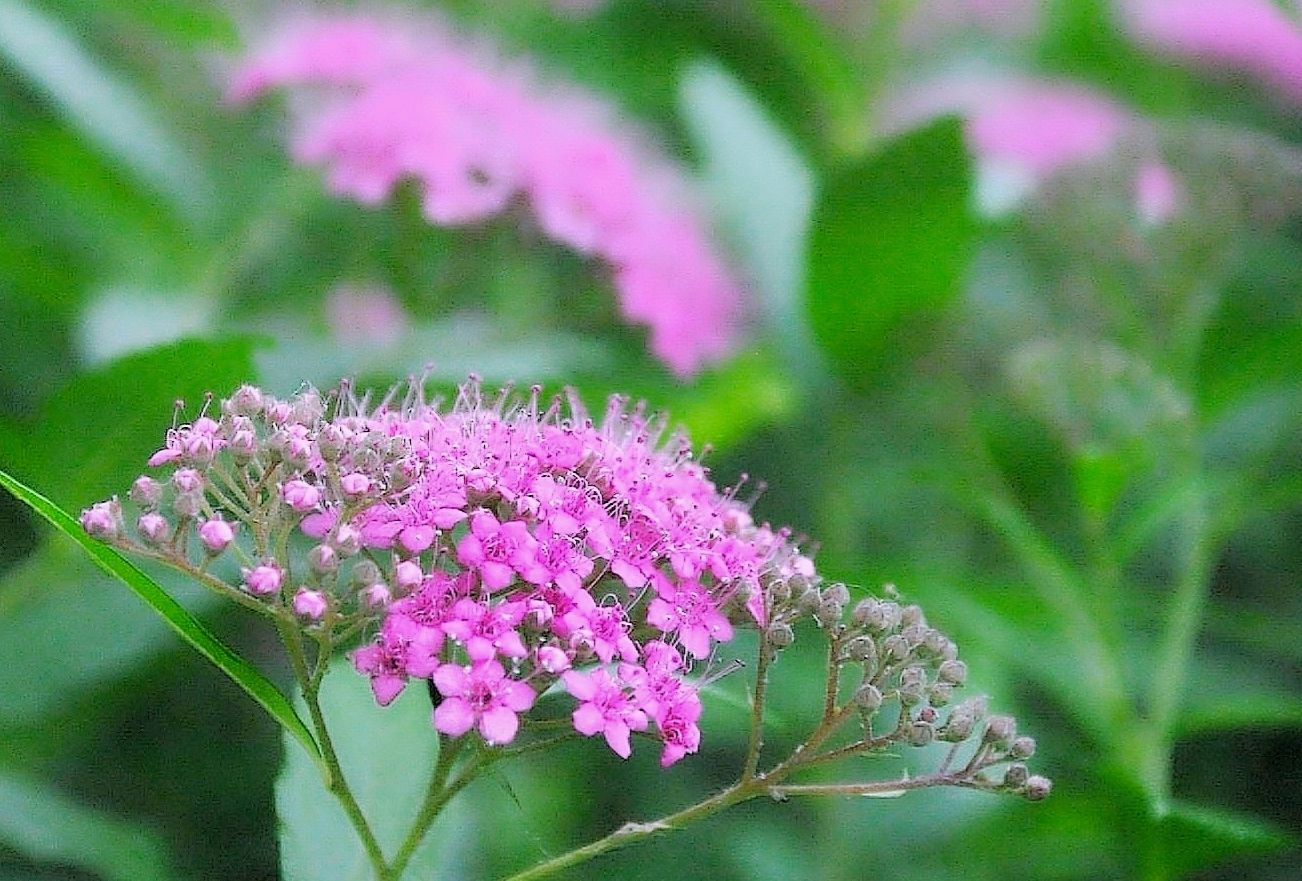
[82,381,814,766]
[228,13,744,376]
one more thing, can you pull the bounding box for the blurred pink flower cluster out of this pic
[229,13,742,376]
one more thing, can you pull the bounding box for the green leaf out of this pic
[1178,693,1302,737]
[804,117,977,389]
[678,60,818,370]
[1156,800,1294,878]
[0,468,321,770]
[0,336,262,508]
[0,770,172,881]
[0,0,211,217]
[276,668,445,881]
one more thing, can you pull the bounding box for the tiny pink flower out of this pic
[129,476,161,507]
[80,499,121,540]
[394,559,424,592]
[282,479,322,512]
[441,598,529,662]
[562,603,639,664]
[646,578,733,660]
[362,583,393,609]
[294,588,329,620]
[172,468,204,494]
[563,667,648,759]
[456,511,536,591]
[353,615,443,705]
[432,660,536,745]
[242,563,284,596]
[340,472,373,497]
[536,645,571,674]
[137,512,170,544]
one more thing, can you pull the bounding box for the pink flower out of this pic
[456,511,536,591]
[80,499,121,540]
[353,615,443,705]
[646,578,733,660]
[563,667,648,759]
[441,598,529,662]
[229,13,745,376]
[1123,0,1302,105]
[432,660,536,745]
[562,603,639,664]
[654,686,702,768]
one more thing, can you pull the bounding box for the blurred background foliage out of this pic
[0,0,1299,879]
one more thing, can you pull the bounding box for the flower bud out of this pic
[361,583,391,609]
[182,432,215,466]
[281,479,321,512]
[928,682,953,706]
[882,634,910,662]
[228,384,265,417]
[853,682,883,711]
[824,582,850,606]
[907,720,935,747]
[1009,736,1036,759]
[172,468,204,494]
[80,499,121,540]
[1023,775,1052,801]
[137,512,170,545]
[814,599,842,628]
[266,400,293,425]
[796,587,822,615]
[768,577,792,602]
[394,560,423,592]
[283,436,312,471]
[333,523,362,556]
[198,517,235,554]
[316,424,348,462]
[900,604,926,628]
[129,476,162,507]
[940,711,975,742]
[900,624,928,648]
[308,543,338,575]
[292,391,324,424]
[352,560,382,588]
[983,714,1017,746]
[229,429,257,465]
[866,601,902,633]
[294,588,328,621]
[340,472,371,498]
[1003,763,1029,788]
[937,659,968,685]
[537,645,571,674]
[766,621,795,648]
[173,491,203,520]
[243,563,283,596]
[389,457,421,491]
[845,635,875,662]
[922,629,950,656]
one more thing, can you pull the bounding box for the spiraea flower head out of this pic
[228,12,744,377]
[82,378,1050,796]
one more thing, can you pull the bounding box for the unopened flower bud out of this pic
[228,384,265,417]
[941,711,975,742]
[901,624,928,648]
[80,499,121,540]
[984,714,1017,746]
[928,682,954,706]
[394,560,423,592]
[938,659,968,685]
[796,587,822,615]
[900,604,926,628]
[130,476,162,507]
[922,629,949,656]
[292,391,324,424]
[308,544,338,575]
[198,517,235,554]
[333,523,362,556]
[316,424,348,461]
[866,601,902,633]
[137,512,170,545]
[266,400,293,425]
[768,577,792,602]
[243,563,283,596]
[281,479,321,512]
[173,491,203,519]
[229,429,257,464]
[340,472,371,497]
[907,720,935,747]
[815,600,842,628]
[882,634,910,661]
[1010,736,1036,759]
[361,583,391,609]
[853,682,883,711]
[172,468,204,494]
[283,436,312,470]
[845,635,875,662]
[824,582,850,606]
[1003,763,1029,788]
[537,645,571,674]
[767,621,795,648]
[389,457,421,490]
[851,597,879,627]
[182,432,215,466]
[1023,775,1052,801]
[293,588,328,621]
[352,560,382,588]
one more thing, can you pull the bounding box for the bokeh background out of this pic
[1,0,1300,879]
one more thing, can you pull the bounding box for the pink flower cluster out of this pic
[228,13,744,377]
[335,385,812,765]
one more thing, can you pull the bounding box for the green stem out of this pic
[741,628,772,780]
[386,738,477,881]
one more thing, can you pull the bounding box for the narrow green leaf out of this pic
[1156,800,1294,877]
[0,0,211,217]
[277,668,444,881]
[0,468,321,769]
[1178,694,1302,737]
[805,117,977,390]
[0,769,171,881]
